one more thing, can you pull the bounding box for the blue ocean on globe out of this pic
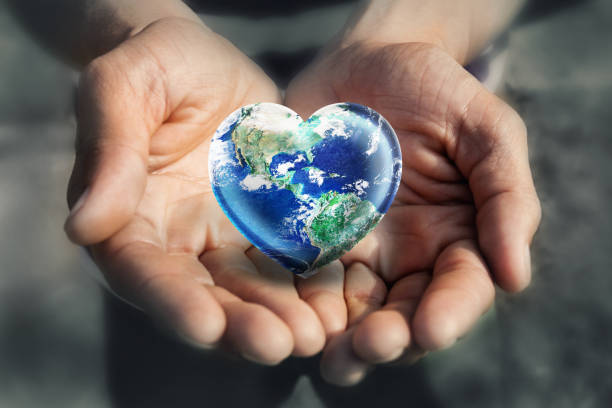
[209,102,401,276]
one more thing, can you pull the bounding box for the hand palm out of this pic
[286,42,539,383]
[66,24,539,382]
[67,18,335,363]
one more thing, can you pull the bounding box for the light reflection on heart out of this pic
[209,102,401,277]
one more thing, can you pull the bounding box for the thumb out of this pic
[452,88,541,293]
[65,58,159,245]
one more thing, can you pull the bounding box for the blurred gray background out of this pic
[0,0,611,407]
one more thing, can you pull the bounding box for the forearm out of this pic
[7,0,202,67]
[338,0,526,64]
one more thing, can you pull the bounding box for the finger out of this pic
[296,260,347,340]
[352,272,431,363]
[208,286,294,365]
[369,205,476,282]
[344,262,387,326]
[201,246,326,357]
[451,91,541,292]
[476,189,539,292]
[411,239,495,351]
[316,262,385,386]
[243,248,327,356]
[93,240,225,347]
[320,328,371,386]
[65,56,160,245]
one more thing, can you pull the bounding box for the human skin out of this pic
[286,0,540,385]
[8,0,541,384]
[9,0,347,364]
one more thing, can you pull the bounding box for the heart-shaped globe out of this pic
[209,103,401,277]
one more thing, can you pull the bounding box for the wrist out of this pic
[83,0,203,65]
[336,1,467,62]
[335,0,525,65]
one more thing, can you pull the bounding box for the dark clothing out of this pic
[185,0,356,17]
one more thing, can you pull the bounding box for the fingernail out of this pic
[69,188,89,216]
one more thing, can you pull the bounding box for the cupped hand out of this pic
[286,41,541,384]
[65,17,344,364]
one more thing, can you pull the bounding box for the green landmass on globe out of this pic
[307,191,382,269]
[209,102,401,276]
[228,104,383,273]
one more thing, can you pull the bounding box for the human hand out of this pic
[285,41,541,384]
[65,17,341,364]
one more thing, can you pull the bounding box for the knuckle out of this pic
[529,191,543,227]
[488,100,527,146]
[501,105,528,143]
[535,195,543,221]
[79,56,117,98]
[348,292,385,308]
[76,57,119,124]
[462,89,526,144]
[507,106,527,135]
[81,56,109,83]
[77,47,168,133]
